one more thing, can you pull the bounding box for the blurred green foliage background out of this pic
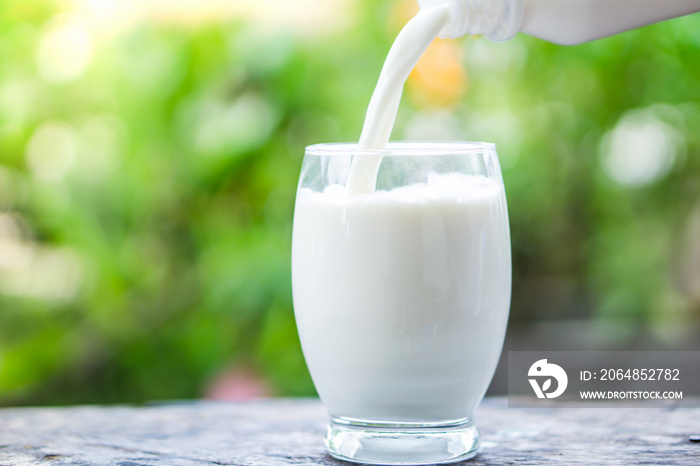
[1,0,699,406]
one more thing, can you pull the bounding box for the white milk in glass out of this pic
[292,171,511,422]
[293,0,512,428]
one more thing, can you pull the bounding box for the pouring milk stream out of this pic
[346,0,700,196]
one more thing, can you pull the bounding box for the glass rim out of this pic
[305,141,497,157]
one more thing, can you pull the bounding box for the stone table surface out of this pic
[0,397,698,465]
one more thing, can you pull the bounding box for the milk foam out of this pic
[308,173,500,204]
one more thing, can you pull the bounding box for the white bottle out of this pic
[418,0,700,45]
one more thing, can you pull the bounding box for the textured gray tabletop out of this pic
[0,397,698,465]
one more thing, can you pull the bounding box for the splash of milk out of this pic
[346,5,450,195]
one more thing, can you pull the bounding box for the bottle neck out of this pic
[418,0,525,41]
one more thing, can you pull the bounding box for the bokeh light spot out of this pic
[74,114,124,182]
[403,110,462,140]
[600,109,683,187]
[26,122,77,182]
[193,93,279,156]
[0,247,84,303]
[467,110,523,167]
[408,39,467,108]
[37,15,93,83]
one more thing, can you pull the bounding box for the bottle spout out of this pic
[417,0,525,41]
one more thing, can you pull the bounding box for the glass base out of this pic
[324,417,480,465]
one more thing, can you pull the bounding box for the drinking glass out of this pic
[292,142,511,465]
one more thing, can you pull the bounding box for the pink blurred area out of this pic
[204,367,272,400]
